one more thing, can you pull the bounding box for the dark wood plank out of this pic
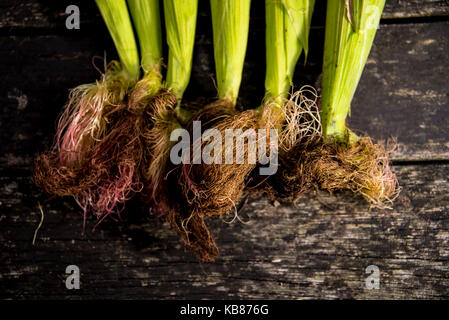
[1,0,448,32]
[383,0,449,19]
[1,163,448,299]
[0,0,101,31]
[2,0,448,302]
[0,34,109,170]
[350,22,449,161]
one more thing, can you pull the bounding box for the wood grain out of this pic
[1,164,448,299]
[0,0,100,31]
[383,0,449,19]
[350,22,449,161]
[1,0,449,300]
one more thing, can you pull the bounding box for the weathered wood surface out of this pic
[383,0,449,19]
[1,0,448,31]
[1,164,448,299]
[350,22,449,161]
[1,0,449,300]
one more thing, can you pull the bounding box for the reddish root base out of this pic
[34,72,176,226]
[34,106,144,225]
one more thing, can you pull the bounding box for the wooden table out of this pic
[1,0,448,299]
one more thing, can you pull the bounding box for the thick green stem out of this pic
[128,0,163,75]
[210,0,251,105]
[264,0,315,105]
[320,0,385,140]
[163,0,198,101]
[95,0,139,83]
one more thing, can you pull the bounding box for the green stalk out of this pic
[210,0,251,105]
[321,0,385,140]
[128,0,163,74]
[163,0,199,100]
[95,0,140,84]
[265,0,315,104]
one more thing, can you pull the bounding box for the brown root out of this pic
[34,67,166,224]
[167,207,219,263]
[278,86,321,152]
[34,61,132,214]
[141,90,179,198]
[33,152,106,197]
[140,99,239,262]
[34,101,145,223]
[168,100,282,262]
[254,87,400,209]
[186,99,237,129]
[275,136,400,208]
[317,137,400,207]
[132,85,223,261]
[180,104,262,217]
